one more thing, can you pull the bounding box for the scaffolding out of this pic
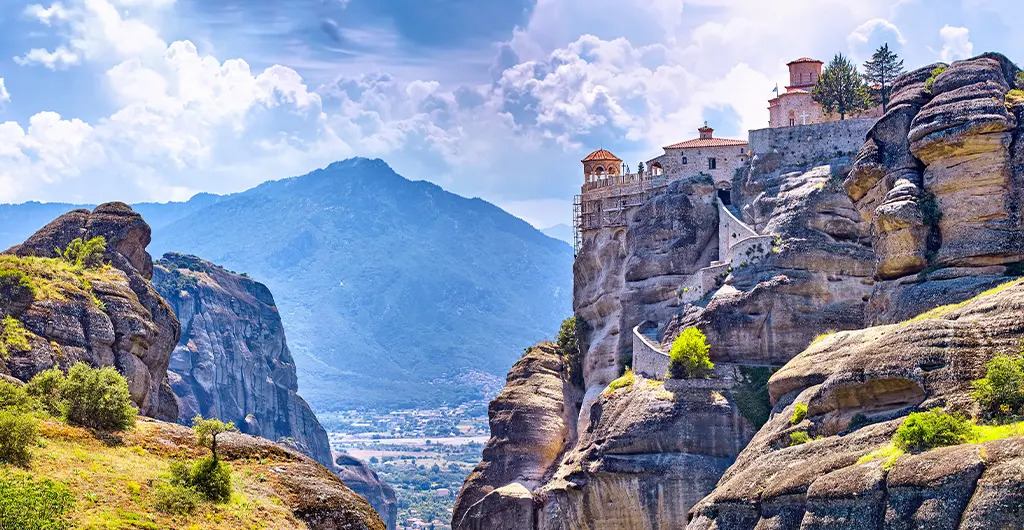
[573,173,670,256]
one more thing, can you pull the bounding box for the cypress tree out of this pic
[862,43,905,112]
[812,53,872,120]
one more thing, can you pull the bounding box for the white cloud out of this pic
[0,79,9,105]
[14,47,81,69]
[939,25,973,62]
[847,18,906,49]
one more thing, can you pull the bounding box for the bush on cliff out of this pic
[44,363,137,431]
[167,457,233,503]
[556,316,586,388]
[0,316,33,359]
[60,236,107,269]
[893,408,973,452]
[972,352,1024,417]
[790,403,808,425]
[0,268,36,307]
[667,327,713,379]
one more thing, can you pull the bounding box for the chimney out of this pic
[698,121,713,140]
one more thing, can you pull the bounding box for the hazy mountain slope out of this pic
[540,224,574,245]
[146,158,573,409]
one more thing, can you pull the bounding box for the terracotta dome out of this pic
[582,149,622,163]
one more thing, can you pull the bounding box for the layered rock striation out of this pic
[2,203,180,421]
[848,53,1024,324]
[687,279,1024,529]
[152,253,398,529]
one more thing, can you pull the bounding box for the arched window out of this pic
[596,166,606,177]
[650,162,664,176]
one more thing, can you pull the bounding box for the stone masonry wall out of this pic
[749,119,875,167]
[648,144,749,189]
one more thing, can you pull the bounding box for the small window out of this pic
[789,118,796,126]
[681,156,688,165]
[708,158,717,170]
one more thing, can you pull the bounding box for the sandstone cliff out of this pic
[152,252,398,529]
[688,279,1024,529]
[458,52,1024,530]
[2,203,180,421]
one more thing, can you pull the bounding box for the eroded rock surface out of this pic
[849,53,1024,323]
[687,280,1024,529]
[3,203,180,421]
[152,253,399,529]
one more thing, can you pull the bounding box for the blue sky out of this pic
[0,0,1021,227]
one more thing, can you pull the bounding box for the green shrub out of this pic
[0,268,36,307]
[893,408,974,452]
[924,65,947,94]
[0,316,33,358]
[0,410,39,465]
[790,403,808,425]
[971,353,1024,417]
[169,457,233,503]
[789,431,812,446]
[60,362,137,431]
[606,369,635,393]
[25,368,66,417]
[733,365,775,428]
[60,236,107,269]
[0,472,75,529]
[556,316,585,387]
[667,327,714,379]
[0,380,36,413]
[153,480,202,515]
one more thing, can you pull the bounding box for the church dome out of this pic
[582,149,622,163]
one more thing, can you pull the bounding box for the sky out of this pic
[0,0,1021,228]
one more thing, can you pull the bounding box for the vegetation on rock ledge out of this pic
[667,327,713,379]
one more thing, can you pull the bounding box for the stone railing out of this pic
[632,321,669,380]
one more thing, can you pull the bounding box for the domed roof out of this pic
[788,57,823,65]
[582,149,622,163]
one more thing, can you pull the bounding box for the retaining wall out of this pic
[748,119,875,167]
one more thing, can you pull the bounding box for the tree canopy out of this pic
[862,43,905,112]
[812,53,872,120]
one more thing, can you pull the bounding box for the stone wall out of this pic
[717,202,759,262]
[749,118,876,166]
[648,144,749,189]
[632,322,669,379]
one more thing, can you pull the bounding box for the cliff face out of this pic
[688,280,1024,529]
[458,52,1024,530]
[335,454,400,530]
[848,53,1024,324]
[2,203,180,421]
[151,253,398,529]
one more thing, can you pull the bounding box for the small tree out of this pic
[812,53,872,120]
[60,363,137,431]
[862,43,905,112]
[667,327,714,379]
[556,316,585,387]
[60,236,107,269]
[971,351,1024,417]
[637,161,645,176]
[192,415,238,462]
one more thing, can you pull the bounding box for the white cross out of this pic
[800,111,810,125]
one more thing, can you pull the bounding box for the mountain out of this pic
[0,158,573,410]
[540,224,574,245]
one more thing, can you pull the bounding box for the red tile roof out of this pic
[788,57,823,65]
[663,137,748,149]
[582,149,622,162]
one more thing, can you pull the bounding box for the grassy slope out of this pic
[7,418,308,530]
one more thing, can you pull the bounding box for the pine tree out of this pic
[812,53,872,120]
[862,43,905,112]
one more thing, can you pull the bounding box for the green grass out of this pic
[0,255,122,307]
[809,330,836,346]
[901,279,1022,325]
[1006,89,1024,110]
[0,315,33,358]
[856,445,904,470]
[605,369,636,394]
[857,419,1024,469]
[924,65,947,94]
[790,403,808,425]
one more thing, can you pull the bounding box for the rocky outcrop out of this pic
[152,252,398,529]
[453,343,582,528]
[335,454,400,530]
[573,176,719,428]
[687,279,1024,529]
[2,203,180,421]
[152,253,331,464]
[453,343,763,529]
[848,53,1024,323]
